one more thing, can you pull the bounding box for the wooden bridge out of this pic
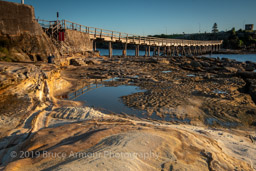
[38,19,223,57]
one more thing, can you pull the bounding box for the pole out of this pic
[148,46,151,57]
[57,12,59,41]
[109,42,112,58]
[123,43,127,57]
[145,46,148,57]
[21,0,24,4]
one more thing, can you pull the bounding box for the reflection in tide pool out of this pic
[162,71,172,73]
[74,85,147,116]
[212,89,227,94]
[67,82,190,122]
[187,74,196,77]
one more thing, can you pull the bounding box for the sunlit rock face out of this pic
[0,1,59,62]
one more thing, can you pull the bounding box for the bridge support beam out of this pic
[145,46,148,56]
[188,46,192,56]
[181,47,185,56]
[199,46,202,55]
[174,46,178,56]
[208,46,211,54]
[148,46,151,56]
[153,47,157,56]
[192,46,196,56]
[108,42,112,58]
[196,46,199,55]
[123,43,127,57]
[135,45,140,56]
[157,46,160,56]
[167,46,171,56]
[163,46,167,56]
[172,46,175,56]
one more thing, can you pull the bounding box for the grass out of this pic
[0,46,16,62]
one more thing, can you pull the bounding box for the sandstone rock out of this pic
[224,67,238,73]
[69,58,87,66]
[0,1,59,62]
[200,61,211,67]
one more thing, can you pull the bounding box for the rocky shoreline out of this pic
[0,54,256,170]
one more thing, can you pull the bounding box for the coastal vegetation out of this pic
[151,27,256,50]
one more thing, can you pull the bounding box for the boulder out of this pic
[190,60,202,68]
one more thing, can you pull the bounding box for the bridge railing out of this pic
[37,19,58,29]
[37,19,222,46]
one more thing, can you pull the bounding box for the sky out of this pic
[3,0,256,35]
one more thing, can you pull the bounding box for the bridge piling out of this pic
[135,45,140,56]
[188,46,192,56]
[148,46,151,57]
[182,47,186,56]
[167,46,171,56]
[123,43,127,57]
[164,46,167,56]
[172,46,175,56]
[154,47,157,56]
[157,46,160,56]
[145,46,148,57]
[108,42,112,58]
[197,46,200,55]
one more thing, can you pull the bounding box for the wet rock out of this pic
[200,61,211,67]
[190,60,202,68]
[246,109,256,115]
[237,71,256,79]
[244,64,255,72]
[222,58,233,63]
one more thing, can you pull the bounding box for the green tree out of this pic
[212,23,218,33]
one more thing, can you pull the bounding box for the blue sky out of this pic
[4,0,256,35]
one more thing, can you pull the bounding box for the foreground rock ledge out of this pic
[0,59,255,171]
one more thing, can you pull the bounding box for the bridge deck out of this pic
[37,19,222,47]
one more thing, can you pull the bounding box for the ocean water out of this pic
[97,48,256,63]
[97,48,155,56]
[204,54,256,62]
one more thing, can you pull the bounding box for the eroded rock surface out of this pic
[1,55,256,170]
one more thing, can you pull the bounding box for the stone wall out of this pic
[0,1,41,36]
[61,30,93,54]
[0,1,58,62]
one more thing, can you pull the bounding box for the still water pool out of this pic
[65,81,190,123]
